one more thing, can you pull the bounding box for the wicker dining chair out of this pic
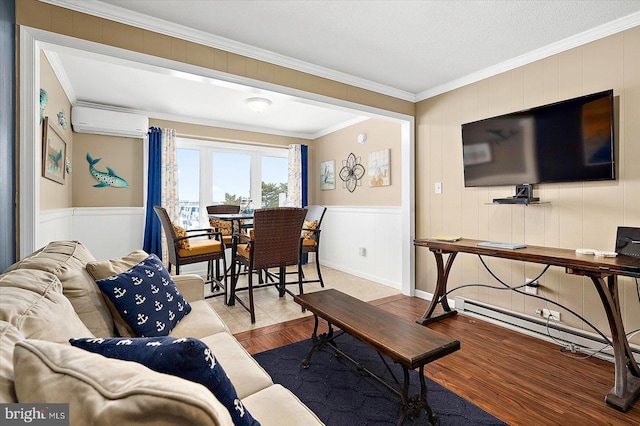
[206,204,241,246]
[229,207,307,323]
[299,205,327,288]
[154,206,227,297]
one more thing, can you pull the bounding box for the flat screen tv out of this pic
[461,90,615,189]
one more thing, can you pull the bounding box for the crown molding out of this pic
[41,0,416,102]
[43,50,77,104]
[40,1,640,105]
[416,11,640,101]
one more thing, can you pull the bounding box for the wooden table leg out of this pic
[416,250,458,325]
[590,274,640,412]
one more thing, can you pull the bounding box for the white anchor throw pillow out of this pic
[95,254,191,337]
[70,336,260,426]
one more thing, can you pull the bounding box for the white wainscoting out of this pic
[37,208,74,250]
[38,207,145,261]
[320,206,402,289]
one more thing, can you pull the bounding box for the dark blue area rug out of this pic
[253,333,506,425]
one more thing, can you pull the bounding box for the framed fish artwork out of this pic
[42,117,67,184]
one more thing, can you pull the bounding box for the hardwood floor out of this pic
[234,294,640,425]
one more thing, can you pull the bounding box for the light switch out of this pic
[435,182,442,194]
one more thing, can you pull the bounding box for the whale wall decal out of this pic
[86,153,129,188]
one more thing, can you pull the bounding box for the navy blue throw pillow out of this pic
[70,336,260,426]
[95,254,191,337]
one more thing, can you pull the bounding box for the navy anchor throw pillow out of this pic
[70,336,260,426]
[95,254,191,337]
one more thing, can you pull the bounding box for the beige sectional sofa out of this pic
[0,240,323,425]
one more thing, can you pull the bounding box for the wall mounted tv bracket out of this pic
[515,184,537,200]
[493,184,540,204]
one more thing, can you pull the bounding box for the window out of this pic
[212,151,251,206]
[176,139,288,228]
[261,156,288,207]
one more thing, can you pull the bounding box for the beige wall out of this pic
[72,133,144,207]
[39,51,73,210]
[312,119,401,206]
[415,27,640,341]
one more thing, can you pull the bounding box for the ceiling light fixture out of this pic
[246,97,272,113]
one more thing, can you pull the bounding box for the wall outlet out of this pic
[525,285,538,295]
[435,182,442,194]
[542,308,560,321]
[358,247,366,256]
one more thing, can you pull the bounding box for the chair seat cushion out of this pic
[302,238,317,247]
[178,240,223,257]
[95,254,191,337]
[237,243,251,259]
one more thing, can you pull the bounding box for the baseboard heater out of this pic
[454,296,640,363]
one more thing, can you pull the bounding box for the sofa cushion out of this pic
[200,333,273,399]
[242,384,324,426]
[0,321,23,403]
[0,269,94,342]
[95,254,191,337]
[87,249,152,337]
[86,249,149,281]
[4,241,114,337]
[70,336,259,426]
[13,339,233,425]
[169,300,228,339]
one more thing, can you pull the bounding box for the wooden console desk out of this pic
[414,238,640,412]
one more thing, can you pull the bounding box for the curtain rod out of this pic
[175,132,291,149]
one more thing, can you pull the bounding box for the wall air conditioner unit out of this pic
[71,106,148,138]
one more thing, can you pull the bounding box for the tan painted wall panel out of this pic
[313,118,401,207]
[72,133,143,207]
[415,29,639,338]
[39,51,73,211]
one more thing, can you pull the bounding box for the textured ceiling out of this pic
[44,0,640,137]
[94,0,640,94]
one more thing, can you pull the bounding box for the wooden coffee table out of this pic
[295,289,460,426]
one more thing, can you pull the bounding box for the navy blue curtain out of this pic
[143,127,163,257]
[301,145,309,264]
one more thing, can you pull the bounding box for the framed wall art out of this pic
[42,116,67,185]
[320,160,335,190]
[368,149,390,187]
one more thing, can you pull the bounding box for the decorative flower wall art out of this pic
[339,153,365,193]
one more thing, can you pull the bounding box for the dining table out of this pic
[207,212,254,232]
